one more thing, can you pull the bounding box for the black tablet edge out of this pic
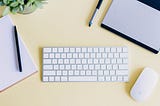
[101,23,159,54]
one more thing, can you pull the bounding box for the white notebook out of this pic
[0,15,37,91]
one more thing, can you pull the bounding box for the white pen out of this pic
[89,0,103,27]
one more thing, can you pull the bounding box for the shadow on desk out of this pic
[0,7,4,17]
[39,48,43,81]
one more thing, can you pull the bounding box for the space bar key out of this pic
[68,76,97,81]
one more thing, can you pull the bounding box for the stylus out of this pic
[89,0,103,27]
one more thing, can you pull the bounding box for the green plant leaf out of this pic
[3,0,8,5]
[34,1,43,8]
[0,1,4,6]
[18,5,23,11]
[2,6,10,16]
[11,6,19,14]
[10,2,19,7]
[17,0,24,5]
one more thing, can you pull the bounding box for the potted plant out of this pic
[0,0,47,16]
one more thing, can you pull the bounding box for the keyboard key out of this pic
[88,59,93,64]
[68,76,97,81]
[116,70,128,75]
[110,70,115,75]
[58,59,63,64]
[52,59,57,64]
[55,76,60,81]
[49,77,55,82]
[66,65,71,70]
[76,48,81,52]
[123,59,128,63]
[69,71,74,75]
[86,71,92,75]
[106,76,111,81]
[80,71,86,75]
[67,53,72,58]
[104,71,109,75]
[83,65,88,70]
[43,76,49,82]
[102,53,107,58]
[79,53,84,58]
[53,65,59,70]
[75,71,80,75]
[43,59,51,64]
[58,48,63,52]
[94,48,99,52]
[92,71,97,75]
[99,59,105,64]
[107,65,112,70]
[50,53,54,58]
[98,71,103,75]
[101,65,106,69]
[71,65,76,70]
[91,53,96,58]
[61,77,68,81]
[97,53,101,58]
[59,65,65,70]
[114,53,119,58]
[85,53,90,58]
[64,59,69,64]
[111,59,116,64]
[70,48,75,52]
[89,65,94,70]
[99,48,105,52]
[108,53,113,58]
[95,65,100,69]
[88,48,92,52]
[117,59,122,64]
[98,76,105,81]
[123,47,128,52]
[43,53,49,58]
[43,65,53,70]
[52,48,57,52]
[111,48,116,52]
[105,59,110,64]
[55,53,61,58]
[62,71,68,75]
[70,59,75,64]
[64,48,69,52]
[117,48,122,52]
[44,48,51,53]
[73,53,78,58]
[123,76,128,82]
[117,76,123,81]
[120,53,128,58]
[61,53,66,58]
[82,48,87,52]
[113,64,118,70]
[57,71,62,75]
[111,76,117,81]
[105,48,110,52]
[119,65,128,69]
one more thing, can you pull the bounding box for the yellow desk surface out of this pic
[0,0,160,106]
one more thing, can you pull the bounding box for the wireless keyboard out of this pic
[42,47,129,82]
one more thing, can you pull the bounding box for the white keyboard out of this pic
[42,47,129,82]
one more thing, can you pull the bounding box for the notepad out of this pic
[0,15,37,91]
